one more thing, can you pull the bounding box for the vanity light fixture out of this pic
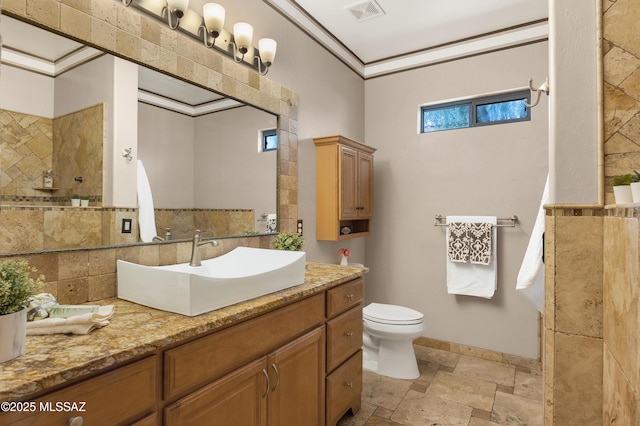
[256,38,277,75]
[116,0,277,74]
[163,0,190,30]
[232,22,254,62]
[200,3,225,47]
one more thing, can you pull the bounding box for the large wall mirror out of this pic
[0,14,278,254]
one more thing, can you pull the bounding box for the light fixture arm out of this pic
[162,6,183,30]
[121,0,133,6]
[198,24,216,48]
[255,57,271,75]
[232,42,247,63]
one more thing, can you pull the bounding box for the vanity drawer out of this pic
[164,293,325,400]
[326,278,363,318]
[326,304,363,372]
[326,350,362,426]
[0,356,157,426]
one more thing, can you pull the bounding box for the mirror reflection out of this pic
[0,14,277,254]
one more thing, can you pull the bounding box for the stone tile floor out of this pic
[338,345,543,426]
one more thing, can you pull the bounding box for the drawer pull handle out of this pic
[262,368,270,398]
[346,331,354,338]
[68,417,84,426]
[345,382,353,389]
[271,363,280,391]
[346,294,355,301]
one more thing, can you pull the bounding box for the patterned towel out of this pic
[447,222,469,262]
[468,222,493,265]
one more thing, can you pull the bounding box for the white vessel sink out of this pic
[117,247,306,316]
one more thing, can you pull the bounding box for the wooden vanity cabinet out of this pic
[0,356,158,426]
[165,327,325,426]
[325,278,364,426]
[314,135,376,241]
[1,278,365,426]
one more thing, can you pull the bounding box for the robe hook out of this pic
[524,77,549,108]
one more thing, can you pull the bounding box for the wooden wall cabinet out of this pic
[314,135,376,241]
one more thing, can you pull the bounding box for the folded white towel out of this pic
[27,305,115,335]
[446,216,497,299]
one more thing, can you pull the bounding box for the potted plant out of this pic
[630,170,640,203]
[80,195,90,207]
[71,194,81,207]
[0,259,43,363]
[271,232,304,251]
[613,174,633,204]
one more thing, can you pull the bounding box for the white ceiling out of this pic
[1,0,549,99]
[262,0,548,77]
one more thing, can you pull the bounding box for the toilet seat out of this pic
[363,303,424,325]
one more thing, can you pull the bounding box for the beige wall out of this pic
[363,42,549,359]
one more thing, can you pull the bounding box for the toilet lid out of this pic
[363,303,424,325]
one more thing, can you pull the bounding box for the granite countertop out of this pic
[0,262,365,402]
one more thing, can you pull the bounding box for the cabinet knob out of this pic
[345,382,353,389]
[346,294,355,301]
[346,331,354,338]
[68,417,84,426]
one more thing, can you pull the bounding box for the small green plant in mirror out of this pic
[613,174,633,186]
[271,232,304,251]
[0,260,43,316]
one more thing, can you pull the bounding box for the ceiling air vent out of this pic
[345,0,386,22]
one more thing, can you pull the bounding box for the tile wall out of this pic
[545,1,640,424]
[602,0,640,424]
[0,105,103,204]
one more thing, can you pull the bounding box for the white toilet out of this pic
[362,303,425,380]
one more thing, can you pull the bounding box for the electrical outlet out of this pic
[297,219,303,236]
[122,218,132,234]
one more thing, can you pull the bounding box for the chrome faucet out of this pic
[152,227,173,242]
[190,230,219,267]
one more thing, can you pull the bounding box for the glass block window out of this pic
[262,129,277,152]
[421,89,530,133]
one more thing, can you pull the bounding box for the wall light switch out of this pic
[122,218,132,234]
[297,219,303,236]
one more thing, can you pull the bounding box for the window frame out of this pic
[261,128,278,152]
[420,89,531,134]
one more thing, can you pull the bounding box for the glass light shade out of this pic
[203,3,225,35]
[233,22,254,53]
[167,0,189,12]
[258,38,277,64]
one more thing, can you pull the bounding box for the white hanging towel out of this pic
[137,160,158,243]
[446,216,497,299]
[515,176,549,312]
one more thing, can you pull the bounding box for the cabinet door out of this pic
[357,151,374,218]
[0,357,157,426]
[165,358,268,426]
[267,327,325,426]
[339,145,359,219]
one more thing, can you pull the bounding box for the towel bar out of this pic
[434,215,518,227]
